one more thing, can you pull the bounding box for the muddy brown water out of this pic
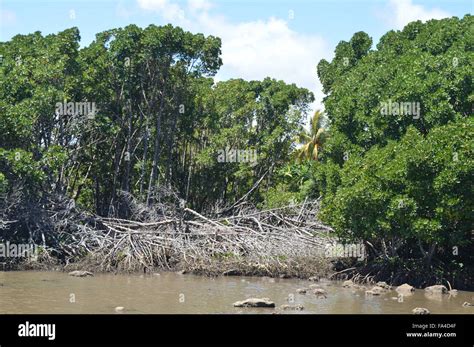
[0,271,472,314]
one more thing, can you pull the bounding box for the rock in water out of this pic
[233,298,275,308]
[308,276,319,282]
[424,285,448,294]
[366,286,386,296]
[396,283,415,293]
[68,270,93,277]
[312,288,327,295]
[375,281,392,290]
[462,302,473,307]
[115,306,125,313]
[296,288,308,294]
[412,307,430,315]
[342,280,353,288]
[222,269,240,276]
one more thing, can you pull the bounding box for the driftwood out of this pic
[2,189,335,276]
[59,196,335,275]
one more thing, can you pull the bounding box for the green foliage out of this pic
[262,183,299,209]
[311,16,473,285]
[320,118,473,256]
[0,28,81,197]
[0,173,6,194]
[189,78,313,207]
[318,15,472,160]
[294,110,328,162]
[0,149,45,191]
[261,161,318,208]
[0,24,314,217]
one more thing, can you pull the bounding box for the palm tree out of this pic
[294,110,327,162]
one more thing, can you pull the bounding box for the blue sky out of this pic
[0,0,471,110]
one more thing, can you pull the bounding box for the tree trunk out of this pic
[146,66,170,205]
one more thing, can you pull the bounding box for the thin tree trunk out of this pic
[165,96,179,186]
[122,101,133,193]
[147,66,170,205]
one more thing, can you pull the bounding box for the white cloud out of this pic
[209,17,328,111]
[117,0,135,19]
[135,0,330,113]
[188,0,213,12]
[385,0,450,29]
[137,0,185,21]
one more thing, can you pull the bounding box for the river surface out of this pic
[0,271,472,314]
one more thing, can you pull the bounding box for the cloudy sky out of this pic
[0,0,471,112]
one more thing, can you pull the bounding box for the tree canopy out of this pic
[0,24,313,221]
[313,15,473,285]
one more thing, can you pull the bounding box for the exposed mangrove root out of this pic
[5,191,335,277]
